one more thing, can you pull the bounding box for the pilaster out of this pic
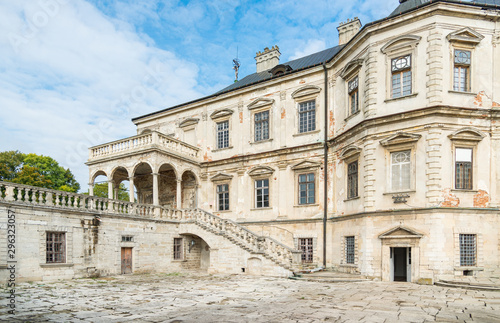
[426,30,443,105]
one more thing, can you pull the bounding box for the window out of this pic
[453,50,471,92]
[255,179,269,208]
[298,173,315,205]
[348,76,359,115]
[216,120,229,149]
[391,150,411,191]
[46,232,65,263]
[217,184,229,211]
[455,148,472,190]
[298,100,316,133]
[299,238,313,263]
[121,236,133,242]
[254,110,269,142]
[173,238,183,260]
[459,234,476,266]
[345,236,355,264]
[391,55,412,98]
[347,161,358,199]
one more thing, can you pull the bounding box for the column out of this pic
[89,183,94,196]
[129,177,135,203]
[152,173,159,206]
[108,180,114,199]
[114,186,119,200]
[176,179,182,209]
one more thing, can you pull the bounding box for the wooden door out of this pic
[121,247,132,274]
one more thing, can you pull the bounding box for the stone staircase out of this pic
[179,208,303,272]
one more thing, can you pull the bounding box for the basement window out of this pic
[122,236,134,242]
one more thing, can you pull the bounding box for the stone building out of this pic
[1,0,500,283]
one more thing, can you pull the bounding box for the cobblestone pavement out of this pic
[2,273,500,323]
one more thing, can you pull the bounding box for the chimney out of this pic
[255,45,281,73]
[337,17,362,45]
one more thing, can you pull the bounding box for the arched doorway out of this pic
[181,171,197,209]
[178,234,210,271]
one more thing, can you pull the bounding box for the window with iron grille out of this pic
[298,100,316,133]
[298,173,315,205]
[391,150,411,191]
[299,238,313,263]
[254,110,269,142]
[217,184,229,211]
[348,76,359,115]
[173,238,183,260]
[347,161,358,198]
[453,50,471,92]
[122,235,133,242]
[391,55,412,98]
[46,232,66,263]
[459,234,476,266]
[255,179,269,208]
[217,121,229,149]
[455,148,472,190]
[345,236,355,264]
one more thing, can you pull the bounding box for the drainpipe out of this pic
[322,63,328,268]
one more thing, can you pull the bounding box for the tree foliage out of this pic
[0,151,80,192]
[87,182,130,201]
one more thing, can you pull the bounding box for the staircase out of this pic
[172,208,303,272]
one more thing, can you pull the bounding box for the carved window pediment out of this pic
[210,109,234,120]
[210,173,233,182]
[378,226,423,239]
[380,132,421,147]
[448,127,485,142]
[340,146,362,160]
[179,118,199,128]
[291,160,322,170]
[381,35,422,54]
[340,59,364,80]
[291,85,321,99]
[447,27,484,46]
[248,166,275,177]
[247,97,275,110]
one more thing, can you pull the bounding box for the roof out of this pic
[388,0,500,18]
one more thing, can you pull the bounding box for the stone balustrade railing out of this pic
[88,131,200,161]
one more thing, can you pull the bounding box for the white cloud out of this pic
[0,0,202,191]
[289,39,327,60]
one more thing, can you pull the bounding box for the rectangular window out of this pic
[348,76,359,115]
[255,179,269,208]
[298,100,316,133]
[254,110,270,142]
[455,147,472,190]
[453,50,471,92]
[345,236,355,264]
[217,121,229,149]
[217,184,229,211]
[46,232,65,263]
[459,234,476,266]
[299,238,313,263]
[391,150,411,191]
[391,55,412,98]
[173,238,183,260]
[298,173,315,205]
[121,235,133,242]
[347,161,358,199]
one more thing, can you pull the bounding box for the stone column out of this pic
[152,173,159,206]
[129,177,135,203]
[108,180,114,200]
[176,179,182,209]
[89,183,94,196]
[114,186,119,200]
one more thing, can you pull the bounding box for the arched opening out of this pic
[90,170,108,198]
[178,234,210,271]
[181,171,197,209]
[133,162,153,204]
[111,167,130,201]
[158,164,177,208]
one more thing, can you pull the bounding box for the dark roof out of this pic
[389,0,499,18]
[215,45,344,94]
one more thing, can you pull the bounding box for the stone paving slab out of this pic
[2,273,500,322]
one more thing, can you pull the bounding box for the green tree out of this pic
[0,151,80,192]
[87,182,130,201]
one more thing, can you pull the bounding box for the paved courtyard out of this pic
[2,272,500,322]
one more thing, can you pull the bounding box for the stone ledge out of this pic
[40,263,74,268]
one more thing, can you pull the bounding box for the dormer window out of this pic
[270,64,292,77]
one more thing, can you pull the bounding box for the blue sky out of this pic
[0,0,400,191]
